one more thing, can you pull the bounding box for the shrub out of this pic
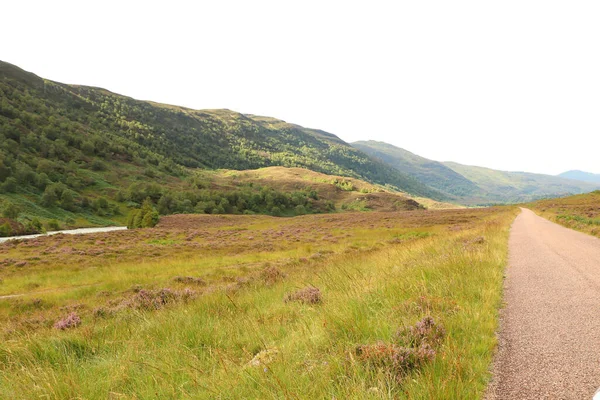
[41,186,58,207]
[25,218,43,234]
[260,266,287,285]
[47,219,60,231]
[60,189,76,211]
[54,312,81,330]
[123,288,195,311]
[285,286,322,304]
[127,198,159,229]
[2,202,20,219]
[355,317,445,381]
[355,342,436,379]
[395,316,446,348]
[90,159,106,171]
[173,276,207,286]
[0,222,12,237]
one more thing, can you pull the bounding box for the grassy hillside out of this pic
[219,166,431,212]
[352,140,599,205]
[353,140,481,199]
[558,170,600,184]
[528,190,600,238]
[443,162,599,204]
[0,206,517,398]
[0,60,446,232]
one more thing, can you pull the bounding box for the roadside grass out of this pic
[528,191,600,237]
[0,207,517,398]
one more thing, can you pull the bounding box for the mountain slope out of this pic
[352,140,481,199]
[558,170,600,184]
[352,140,600,204]
[0,60,444,201]
[0,60,450,232]
[443,162,600,203]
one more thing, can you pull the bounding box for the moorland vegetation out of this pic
[0,206,518,398]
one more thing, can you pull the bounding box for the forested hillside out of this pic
[0,61,444,234]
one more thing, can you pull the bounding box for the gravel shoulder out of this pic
[487,208,600,399]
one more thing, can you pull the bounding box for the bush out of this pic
[355,317,445,381]
[54,312,81,330]
[395,316,446,348]
[25,218,43,234]
[90,160,106,171]
[0,222,12,237]
[60,189,76,211]
[47,219,60,231]
[41,186,58,207]
[2,202,20,219]
[0,177,17,193]
[127,198,159,229]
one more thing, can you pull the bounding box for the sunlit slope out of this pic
[0,60,445,202]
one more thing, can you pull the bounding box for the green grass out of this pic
[556,214,600,226]
[529,191,600,237]
[0,207,517,398]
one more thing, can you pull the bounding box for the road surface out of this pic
[487,208,600,399]
[0,226,127,244]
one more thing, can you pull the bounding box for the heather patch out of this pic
[284,286,322,304]
[123,288,196,311]
[355,342,435,380]
[395,316,446,348]
[54,312,81,330]
[356,317,445,381]
[173,276,207,286]
[260,266,287,285]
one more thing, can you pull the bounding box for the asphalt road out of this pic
[487,208,600,399]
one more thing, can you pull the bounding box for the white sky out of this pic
[2,1,599,175]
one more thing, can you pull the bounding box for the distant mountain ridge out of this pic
[352,141,600,205]
[352,141,481,199]
[558,170,600,184]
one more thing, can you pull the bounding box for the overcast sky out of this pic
[3,1,599,175]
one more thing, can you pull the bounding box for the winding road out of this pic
[487,208,600,399]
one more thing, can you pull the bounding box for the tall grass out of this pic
[0,209,516,399]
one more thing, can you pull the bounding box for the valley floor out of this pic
[0,207,517,399]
